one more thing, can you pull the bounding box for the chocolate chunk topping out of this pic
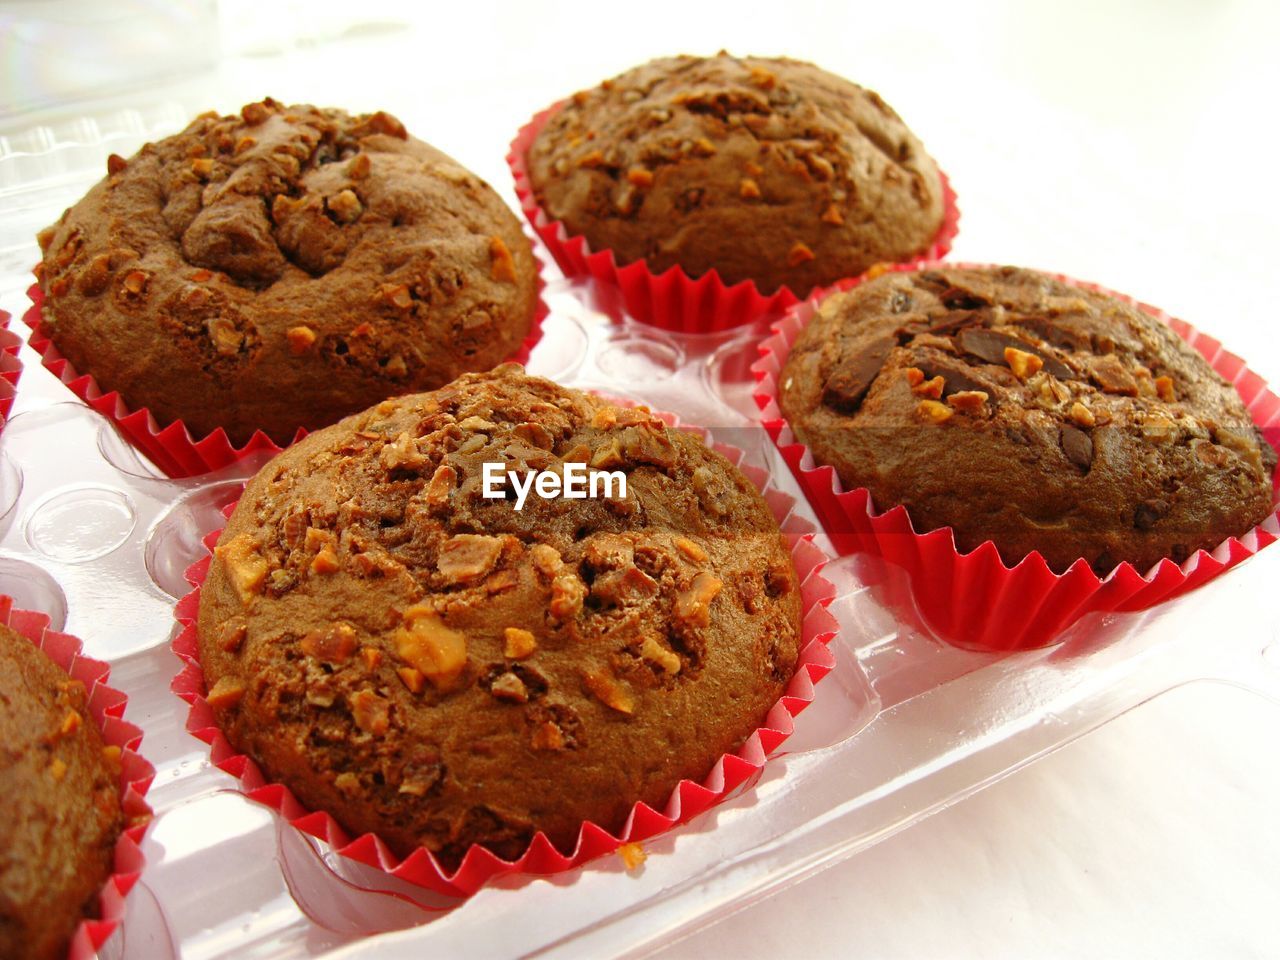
[822,336,893,413]
[1060,424,1094,472]
[1014,316,1092,353]
[1087,354,1139,396]
[917,361,988,397]
[1133,498,1168,531]
[955,327,1074,380]
[939,286,989,310]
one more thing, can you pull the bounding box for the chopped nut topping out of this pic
[300,623,357,664]
[692,137,717,156]
[1069,401,1097,428]
[347,152,371,179]
[215,533,268,602]
[1140,415,1177,442]
[591,406,618,430]
[207,317,242,356]
[286,325,316,354]
[49,758,67,782]
[674,537,707,562]
[397,667,425,694]
[627,166,654,187]
[334,772,360,794]
[327,188,363,223]
[220,622,247,653]
[361,647,383,671]
[530,543,564,577]
[1088,354,1138,395]
[107,153,127,175]
[821,203,844,225]
[190,157,214,178]
[424,463,457,508]
[787,241,816,266]
[1155,375,1177,402]
[206,677,245,709]
[102,745,122,772]
[749,65,777,89]
[591,438,626,469]
[59,710,82,737]
[514,422,554,449]
[550,571,587,620]
[1004,347,1044,380]
[311,545,341,575]
[504,627,538,659]
[1135,367,1158,398]
[438,534,504,584]
[381,431,427,471]
[240,101,271,125]
[739,177,762,199]
[122,270,149,295]
[489,672,529,703]
[578,149,606,168]
[395,605,467,689]
[304,527,333,552]
[904,367,925,387]
[379,283,413,310]
[640,637,681,675]
[911,375,945,399]
[234,135,256,155]
[489,235,517,283]
[583,670,635,714]
[675,572,723,627]
[619,842,647,870]
[947,390,989,413]
[745,161,764,176]
[349,689,390,736]
[916,399,953,423]
[531,721,565,751]
[562,443,592,463]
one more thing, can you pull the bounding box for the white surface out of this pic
[3,1,1279,956]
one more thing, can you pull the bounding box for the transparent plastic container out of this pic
[1,100,1277,960]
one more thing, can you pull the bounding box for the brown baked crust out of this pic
[527,53,944,296]
[0,625,123,960]
[779,266,1277,573]
[196,365,801,865]
[36,99,538,447]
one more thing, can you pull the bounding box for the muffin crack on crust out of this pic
[35,98,539,445]
[527,53,945,295]
[0,625,123,960]
[779,266,1277,574]
[197,365,801,867]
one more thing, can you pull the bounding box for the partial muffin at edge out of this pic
[0,624,123,960]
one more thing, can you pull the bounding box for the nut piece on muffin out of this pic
[779,266,1277,573]
[0,625,123,960]
[526,53,945,296]
[197,364,801,866]
[35,98,539,447]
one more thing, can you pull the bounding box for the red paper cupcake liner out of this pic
[752,261,1280,652]
[170,423,837,897]
[0,308,22,425]
[23,273,549,479]
[508,102,960,333]
[0,595,154,960]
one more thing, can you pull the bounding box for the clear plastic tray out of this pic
[1,102,1277,960]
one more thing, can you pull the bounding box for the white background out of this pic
[4,1,1280,956]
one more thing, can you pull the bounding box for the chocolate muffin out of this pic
[0,625,123,960]
[778,266,1276,573]
[526,53,945,296]
[197,364,801,865]
[35,98,539,446]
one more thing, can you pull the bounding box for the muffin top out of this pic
[197,365,801,865]
[0,625,123,960]
[527,53,945,295]
[36,98,538,446]
[779,266,1276,573]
